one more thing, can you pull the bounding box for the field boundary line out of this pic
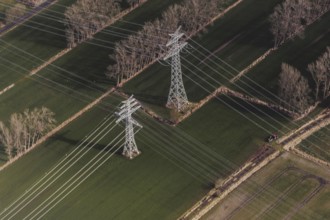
[0,87,115,172]
[0,83,15,95]
[291,148,330,168]
[276,108,330,167]
[174,86,300,126]
[280,109,330,151]
[230,48,275,83]
[29,48,71,76]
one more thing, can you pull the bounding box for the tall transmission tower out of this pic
[164,26,189,112]
[116,96,142,159]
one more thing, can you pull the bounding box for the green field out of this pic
[0,0,76,90]
[231,11,330,105]
[0,0,185,91]
[0,93,295,219]
[0,0,183,160]
[203,152,330,220]
[299,124,330,162]
[0,0,329,219]
[123,0,283,120]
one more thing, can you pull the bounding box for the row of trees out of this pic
[308,47,330,101]
[270,0,330,47]
[106,0,227,84]
[278,47,330,114]
[0,107,56,160]
[278,63,311,113]
[18,0,47,7]
[64,0,129,48]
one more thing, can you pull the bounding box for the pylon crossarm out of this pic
[163,43,187,60]
[131,119,142,128]
[166,33,184,47]
[116,104,140,117]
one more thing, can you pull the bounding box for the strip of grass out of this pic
[122,0,283,120]
[231,11,330,105]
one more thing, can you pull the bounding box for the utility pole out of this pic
[164,26,189,112]
[116,96,142,159]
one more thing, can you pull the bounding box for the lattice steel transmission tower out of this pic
[164,26,189,112]
[116,96,142,159]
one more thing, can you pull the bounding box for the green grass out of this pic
[299,124,330,162]
[122,0,283,120]
[0,0,183,159]
[0,93,294,219]
[0,0,184,90]
[203,153,330,220]
[0,0,77,90]
[231,11,330,105]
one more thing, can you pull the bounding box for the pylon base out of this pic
[122,150,141,160]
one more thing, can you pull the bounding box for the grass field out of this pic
[0,0,185,90]
[299,124,330,162]
[231,11,330,105]
[122,0,283,120]
[203,152,330,220]
[0,0,329,219]
[0,93,295,219]
[0,0,183,160]
[0,0,76,90]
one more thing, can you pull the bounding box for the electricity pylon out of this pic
[163,26,189,112]
[116,96,142,159]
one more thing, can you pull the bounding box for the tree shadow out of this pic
[132,93,167,106]
[50,133,123,155]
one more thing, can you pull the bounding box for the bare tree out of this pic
[64,0,122,48]
[0,107,56,160]
[0,122,14,160]
[18,0,47,7]
[106,0,226,84]
[308,47,330,101]
[269,0,330,47]
[278,63,311,113]
[5,3,26,24]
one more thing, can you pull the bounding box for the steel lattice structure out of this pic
[164,26,189,111]
[116,96,142,159]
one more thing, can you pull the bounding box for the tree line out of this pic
[64,0,141,48]
[270,0,330,47]
[0,107,56,161]
[278,47,330,114]
[4,3,26,25]
[18,0,47,7]
[106,0,228,84]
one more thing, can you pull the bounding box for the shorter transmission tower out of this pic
[116,96,142,159]
[164,26,189,112]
